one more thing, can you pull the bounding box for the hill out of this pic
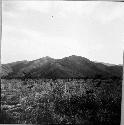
[1,55,123,79]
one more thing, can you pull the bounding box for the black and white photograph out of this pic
[1,1,124,125]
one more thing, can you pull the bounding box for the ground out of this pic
[1,78,122,125]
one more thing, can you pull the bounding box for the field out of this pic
[1,78,122,125]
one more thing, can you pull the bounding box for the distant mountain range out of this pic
[1,55,123,79]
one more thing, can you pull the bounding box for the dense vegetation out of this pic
[1,55,122,79]
[1,78,122,125]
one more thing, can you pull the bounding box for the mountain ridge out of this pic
[1,55,123,79]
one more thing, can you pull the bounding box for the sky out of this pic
[1,1,124,64]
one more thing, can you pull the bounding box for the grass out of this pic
[1,78,122,124]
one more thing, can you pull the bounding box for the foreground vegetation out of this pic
[1,78,122,125]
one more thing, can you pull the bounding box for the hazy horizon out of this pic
[2,1,124,65]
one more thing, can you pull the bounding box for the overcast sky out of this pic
[2,1,124,64]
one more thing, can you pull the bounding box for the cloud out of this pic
[2,1,100,18]
[2,1,52,15]
[19,1,52,13]
[93,2,124,23]
[52,1,100,18]
[2,24,88,62]
[2,1,123,64]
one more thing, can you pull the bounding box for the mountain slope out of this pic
[1,55,123,79]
